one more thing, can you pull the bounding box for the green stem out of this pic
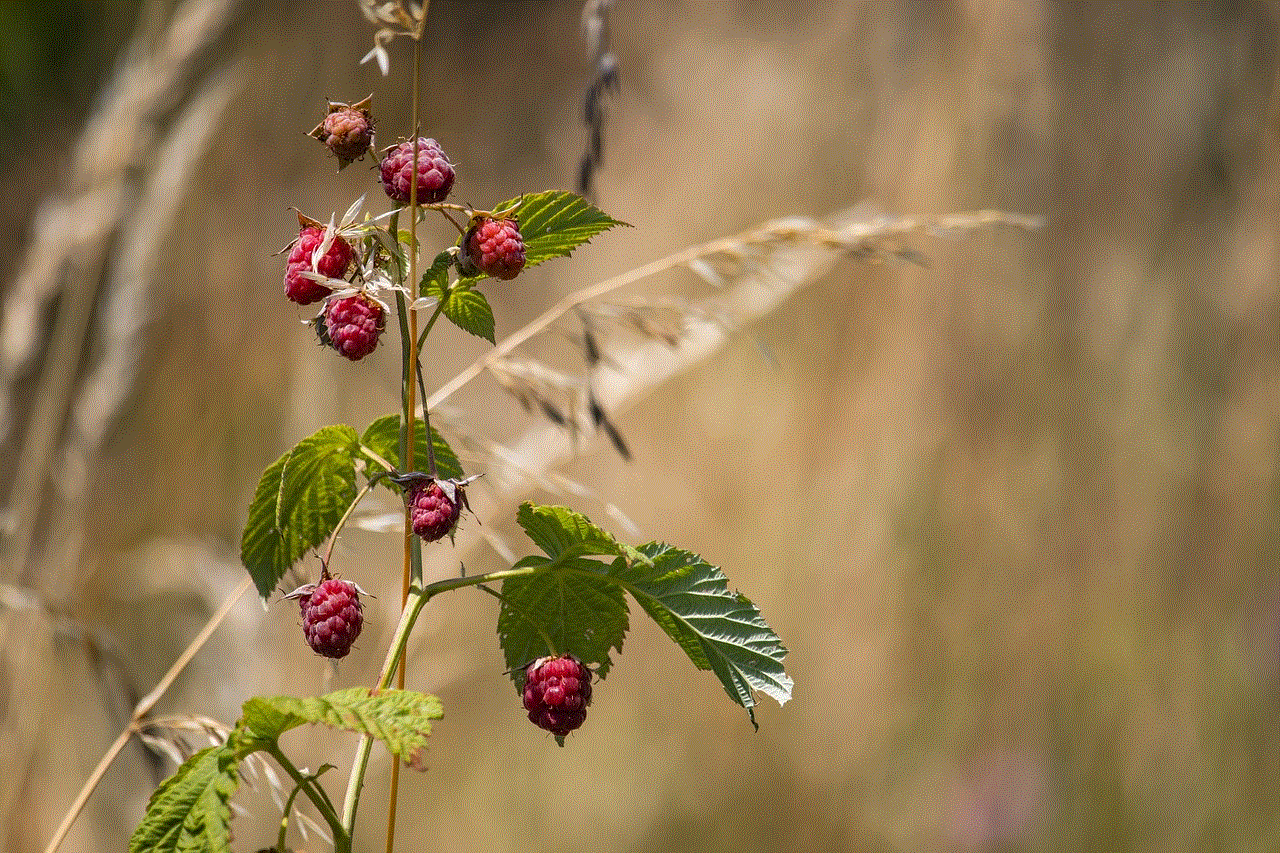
[340,565,539,832]
[411,298,448,478]
[322,478,382,568]
[415,297,447,350]
[265,744,349,853]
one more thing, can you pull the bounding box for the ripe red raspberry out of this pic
[284,227,355,305]
[523,654,593,738]
[462,217,526,280]
[318,293,385,361]
[407,480,462,542]
[318,106,374,166]
[299,578,364,659]
[379,138,455,205]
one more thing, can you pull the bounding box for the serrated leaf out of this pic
[516,502,648,566]
[460,191,625,284]
[609,542,792,729]
[129,746,240,853]
[498,557,630,683]
[360,414,464,483]
[440,286,495,343]
[240,425,361,603]
[418,249,452,298]
[242,688,444,771]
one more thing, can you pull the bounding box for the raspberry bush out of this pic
[129,8,792,853]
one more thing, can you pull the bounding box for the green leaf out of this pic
[129,746,240,853]
[419,251,496,343]
[240,425,361,603]
[610,542,793,729]
[360,415,464,483]
[440,285,495,343]
[498,556,630,682]
[499,504,790,728]
[516,502,649,566]
[418,249,452,298]
[242,688,444,771]
[461,191,626,283]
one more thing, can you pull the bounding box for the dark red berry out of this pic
[318,293,385,361]
[407,480,462,542]
[379,138,454,205]
[463,217,526,280]
[523,654,593,738]
[300,578,364,659]
[284,227,354,305]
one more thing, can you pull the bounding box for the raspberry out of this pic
[379,138,455,205]
[462,217,526,280]
[318,293,385,361]
[407,480,462,542]
[522,655,593,738]
[284,227,355,305]
[299,578,364,659]
[318,106,374,167]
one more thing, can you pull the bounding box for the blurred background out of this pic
[1,1,1278,851]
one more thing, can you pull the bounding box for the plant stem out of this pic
[274,770,307,853]
[385,24,427,853]
[340,566,538,833]
[322,479,380,568]
[266,744,350,853]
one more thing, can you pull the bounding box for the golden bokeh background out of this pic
[1,2,1278,851]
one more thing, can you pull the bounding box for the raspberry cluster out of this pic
[284,227,354,305]
[298,578,364,659]
[462,217,526,280]
[523,654,593,737]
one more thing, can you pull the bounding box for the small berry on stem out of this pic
[461,216,526,280]
[523,654,593,739]
[285,225,355,305]
[379,137,455,205]
[406,478,465,543]
[317,292,386,361]
[309,94,376,170]
[288,573,366,660]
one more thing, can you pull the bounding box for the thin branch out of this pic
[44,574,252,853]
[425,209,1043,414]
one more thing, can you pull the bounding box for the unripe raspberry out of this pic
[522,654,593,737]
[379,138,455,205]
[319,106,374,165]
[300,578,364,659]
[284,227,354,305]
[462,217,526,280]
[318,293,385,361]
[309,96,375,170]
[407,480,462,543]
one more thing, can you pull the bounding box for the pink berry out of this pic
[319,293,384,361]
[523,654,593,737]
[378,138,455,205]
[320,109,373,166]
[300,578,364,659]
[463,217,526,280]
[284,227,354,305]
[407,480,462,543]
